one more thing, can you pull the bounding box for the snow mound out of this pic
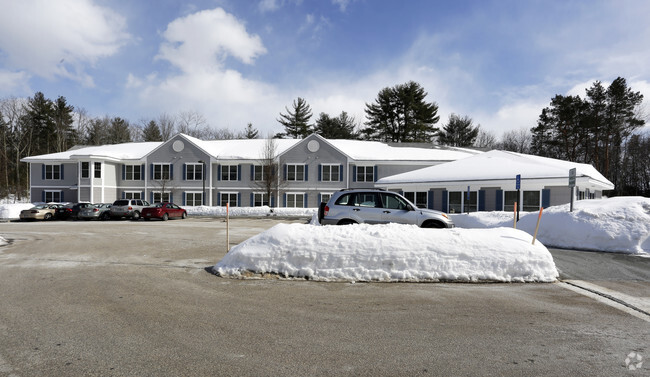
[452,197,650,254]
[0,203,33,220]
[186,205,316,218]
[213,223,559,283]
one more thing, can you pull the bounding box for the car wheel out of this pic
[318,202,326,224]
[144,218,151,221]
[100,213,109,221]
[44,213,53,220]
[162,213,169,221]
[337,219,357,225]
[422,220,445,229]
[132,211,141,220]
[181,212,187,219]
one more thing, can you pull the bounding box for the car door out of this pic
[351,192,384,224]
[168,203,182,218]
[379,193,417,224]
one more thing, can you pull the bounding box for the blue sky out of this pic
[1,0,649,137]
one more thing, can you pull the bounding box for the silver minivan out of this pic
[319,189,454,228]
[110,199,150,220]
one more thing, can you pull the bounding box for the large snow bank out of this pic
[452,197,650,254]
[213,223,559,283]
[0,203,33,220]
[185,205,316,218]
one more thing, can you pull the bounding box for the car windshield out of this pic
[113,200,129,206]
[33,204,48,209]
[152,203,164,208]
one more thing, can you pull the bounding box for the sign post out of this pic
[515,174,521,222]
[568,168,576,212]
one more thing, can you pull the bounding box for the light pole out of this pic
[198,160,206,205]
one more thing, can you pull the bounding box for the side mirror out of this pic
[407,204,414,211]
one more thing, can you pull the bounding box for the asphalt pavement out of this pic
[0,218,648,376]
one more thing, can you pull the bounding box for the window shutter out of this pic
[61,165,64,180]
[183,164,186,181]
[170,164,173,180]
[61,191,64,202]
[283,193,287,207]
[283,164,287,180]
[170,193,173,204]
[496,190,503,211]
[428,190,434,210]
[304,193,308,208]
[318,164,322,181]
[339,164,343,182]
[141,191,145,201]
[237,192,241,206]
[42,191,45,202]
[271,196,275,207]
[183,192,186,206]
[237,165,241,181]
[122,191,125,199]
[478,190,486,211]
[250,165,254,181]
[542,189,550,208]
[217,165,221,181]
[150,164,154,179]
[150,192,153,203]
[318,193,321,204]
[304,165,308,181]
[141,164,145,180]
[42,165,45,180]
[122,165,126,180]
[373,166,378,182]
[352,166,356,182]
[250,193,254,206]
[442,190,448,213]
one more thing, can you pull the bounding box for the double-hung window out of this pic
[44,164,61,180]
[153,164,171,180]
[44,190,61,202]
[81,162,89,178]
[125,165,142,180]
[253,192,269,207]
[220,192,238,207]
[221,165,238,181]
[124,191,142,200]
[356,166,374,182]
[286,193,304,208]
[287,164,305,181]
[253,165,266,181]
[321,164,340,182]
[186,163,203,181]
[185,192,203,206]
[94,162,101,178]
[404,192,428,208]
[153,191,170,203]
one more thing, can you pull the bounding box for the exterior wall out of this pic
[546,185,571,207]
[479,187,500,211]
[29,162,78,202]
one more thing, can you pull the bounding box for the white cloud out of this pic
[258,0,280,13]
[0,70,31,96]
[0,0,129,86]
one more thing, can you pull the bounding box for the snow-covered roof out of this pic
[180,134,301,160]
[21,142,162,162]
[328,139,480,161]
[377,150,614,190]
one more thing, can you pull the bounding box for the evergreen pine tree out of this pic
[142,120,163,141]
[244,123,259,139]
[277,97,312,138]
[437,114,480,147]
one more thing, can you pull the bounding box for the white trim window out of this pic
[186,163,203,181]
[125,165,142,180]
[253,165,265,181]
[448,191,477,213]
[286,193,305,208]
[94,162,102,178]
[286,164,305,181]
[404,192,427,208]
[81,162,89,178]
[320,192,333,204]
[356,166,374,182]
[321,164,340,182]
[220,192,238,207]
[44,190,61,202]
[253,192,269,207]
[153,163,171,180]
[522,191,541,212]
[221,165,238,181]
[44,164,61,180]
[186,192,203,206]
[124,191,142,200]
[153,191,171,203]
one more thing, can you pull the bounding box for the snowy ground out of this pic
[2,197,648,282]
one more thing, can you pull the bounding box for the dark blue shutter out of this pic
[442,190,448,213]
[271,196,275,207]
[237,193,241,206]
[283,193,287,207]
[141,164,145,180]
[339,164,343,182]
[373,166,378,182]
[60,165,64,180]
[149,192,153,203]
[122,191,126,199]
[303,193,308,208]
[183,192,186,206]
[496,190,503,211]
[250,193,254,206]
[428,190,434,210]
[170,164,173,180]
[217,165,221,181]
[352,166,357,182]
[304,165,308,181]
[318,193,321,203]
[250,165,254,180]
[237,165,241,181]
[150,164,154,179]
[283,164,287,180]
[170,193,173,204]
[216,192,220,206]
[141,191,145,201]
[41,165,45,180]
[318,164,322,181]
[122,165,126,180]
[542,189,550,208]
[42,191,45,202]
[182,164,186,181]
[478,190,486,211]
[61,191,64,202]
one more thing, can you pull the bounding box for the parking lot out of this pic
[0,218,648,376]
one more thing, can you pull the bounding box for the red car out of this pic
[142,202,187,221]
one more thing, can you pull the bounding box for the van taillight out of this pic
[324,205,329,216]
[128,206,133,210]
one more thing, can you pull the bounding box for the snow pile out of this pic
[0,203,33,220]
[451,197,650,254]
[213,223,558,283]
[0,236,7,246]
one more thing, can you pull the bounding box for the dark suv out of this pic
[319,189,454,228]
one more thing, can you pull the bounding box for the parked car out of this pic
[19,204,65,221]
[78,203,112,220]
[109,199,150,220]
[142,202,187,221]
[55,202,94,220]
[319,189,454,228]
